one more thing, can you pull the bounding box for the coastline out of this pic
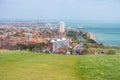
[88,32,120,48]
[88,32,97,41]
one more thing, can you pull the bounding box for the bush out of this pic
[107,50,116,55]
[88,39,96,43]
[81,49,89,55]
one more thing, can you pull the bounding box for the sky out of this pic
[0,0,120,21]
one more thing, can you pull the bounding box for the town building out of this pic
[49,38,69,53]
[48,22,70,53]
[59,22,65,33]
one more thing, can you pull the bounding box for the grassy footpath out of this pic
[0,50,120,80]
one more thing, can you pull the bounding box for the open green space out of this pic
[0,50,120,80]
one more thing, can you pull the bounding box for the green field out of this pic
[0,50,120,80]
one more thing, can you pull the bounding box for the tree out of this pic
[11,44,26,50]
[26,44,34,51]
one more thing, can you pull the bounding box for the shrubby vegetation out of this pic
[66,30,78,39]
[81,49,89,55]
[107,50,116,55]
[10,43,48,52]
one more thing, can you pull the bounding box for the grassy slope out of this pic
[0,50,120,80]
[0,51,78,80]
[76,55,120,80]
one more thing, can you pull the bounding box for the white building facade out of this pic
[49,38,69,53]
[59,22,65,33]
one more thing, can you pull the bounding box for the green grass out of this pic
[75,55,120,80]
[0,50,120,80]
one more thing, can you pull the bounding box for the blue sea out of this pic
[66,22,120,47]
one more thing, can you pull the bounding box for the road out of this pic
[75,33,85,55]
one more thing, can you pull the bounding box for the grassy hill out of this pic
[0,50,120,80]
